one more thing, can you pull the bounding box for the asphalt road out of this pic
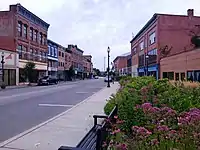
[0,79,106,143]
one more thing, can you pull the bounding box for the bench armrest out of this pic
[93,115,108,125]
[58,146,90,150]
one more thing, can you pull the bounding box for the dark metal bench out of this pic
[58,105,118,150]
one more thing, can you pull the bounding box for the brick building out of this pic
[130,9,200,80]
[57,45,65,81]
[160,48,200,81]
[83,55,93,78]
[113,52,131,76]
[0,3,49,85]
[68,45,84,79]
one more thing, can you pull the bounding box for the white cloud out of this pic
[1,0,200,70]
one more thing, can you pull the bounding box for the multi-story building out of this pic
[130,9,200,80]
[57,45,65,81]
[64,48,72,80]
[83,55,93,78]
[47,39,58,77]
[68,45,84,78]
[113,52,131,76]
[0,3,49,85]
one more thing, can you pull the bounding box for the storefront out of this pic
[0,50,17,86]
[18,59,47,83]
[138,64,159,80]
[160,48,200,81]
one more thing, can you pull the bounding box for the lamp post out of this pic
[145,55,149,76]
[107,47,110,88]
[1,52,5,82]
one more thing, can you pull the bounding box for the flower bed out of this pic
[104,76,200,150]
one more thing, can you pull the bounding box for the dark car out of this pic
[38,76,58,85]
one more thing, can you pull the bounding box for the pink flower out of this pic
[114,116,118,119]
[151,139,159,145]
[120,143,127,150]
[116,119,124,124]
[141,102,152,109]
[102,142,107,147]
[115,128,121,133]
[157,125,169,132]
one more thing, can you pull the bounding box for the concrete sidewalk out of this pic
[0,83,119,150]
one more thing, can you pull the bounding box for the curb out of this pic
[0,86,107,148]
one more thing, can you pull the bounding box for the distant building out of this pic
[58,45,66,81]
[47,40,58,77]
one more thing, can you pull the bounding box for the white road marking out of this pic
[75,92,89,94]
[38,104,74,107]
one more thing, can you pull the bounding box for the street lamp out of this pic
[145,55,149,76]
[1,52,5,82]
[107,47,110,88]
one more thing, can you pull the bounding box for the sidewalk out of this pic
[0,83,119,150]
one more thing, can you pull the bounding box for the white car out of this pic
[104,76,112,82]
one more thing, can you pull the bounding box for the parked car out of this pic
[38,76,58,85]
[94,76,99,79]
[104,76,112,82]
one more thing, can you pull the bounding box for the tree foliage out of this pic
[24,62,36,83]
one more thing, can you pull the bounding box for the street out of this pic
[0,79,106,143]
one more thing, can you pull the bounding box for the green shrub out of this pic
[104,76,200,132]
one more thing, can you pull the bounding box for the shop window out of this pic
[175,73,179,81]
[187,71,194,82]
[181,73,185,81]
[163,72,167,79]
[168,72,174,80]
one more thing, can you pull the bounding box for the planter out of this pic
[0,82,6,89]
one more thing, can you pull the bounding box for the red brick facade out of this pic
[160,48,200,80]
[113,56,127,72]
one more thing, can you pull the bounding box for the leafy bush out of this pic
[104,76,200,131]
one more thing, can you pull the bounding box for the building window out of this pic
[23,24,27,38]
[50,47,53,56]
[48,46,51,55]
[133,47,137,55]
[18,21,22,36]
[140,41,144,50]
[62,52,64,57]
[59,51,61,56]
[148,49,157,55]
[149,32,156,45]
[17,45,23,59]
[34,30,37,42]
[30,48,33,60]
[30,27,33,40]
[39,51,42,61]
[181,72,185,81]
[54,47,57,57]
[39,32,42,44]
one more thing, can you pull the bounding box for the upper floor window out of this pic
[23,24,27,38]
[62,52,64,57]
[59,51,61,56]
[54,47,57,57]
[39,32,42,44]
[48,46,51,55]
[43,35,47,45]
[18,21,22,36]
[133,47,137,55]
[34,30,37,42]
[149,32,156,45]
[140,41,144,50]
[50,47,53,56]
[30,27,33,40]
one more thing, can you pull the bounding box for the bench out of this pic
[58,105,118,150]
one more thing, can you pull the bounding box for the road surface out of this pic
[0,79,106,143]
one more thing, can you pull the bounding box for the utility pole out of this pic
[104,56,106,72]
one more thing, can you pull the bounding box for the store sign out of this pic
[0,51,15,66]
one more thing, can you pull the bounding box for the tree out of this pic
[93,68,101,76]
[24,62,35,83]
[68,65,75,80]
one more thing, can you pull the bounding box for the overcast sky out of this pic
[1,0,200,70]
